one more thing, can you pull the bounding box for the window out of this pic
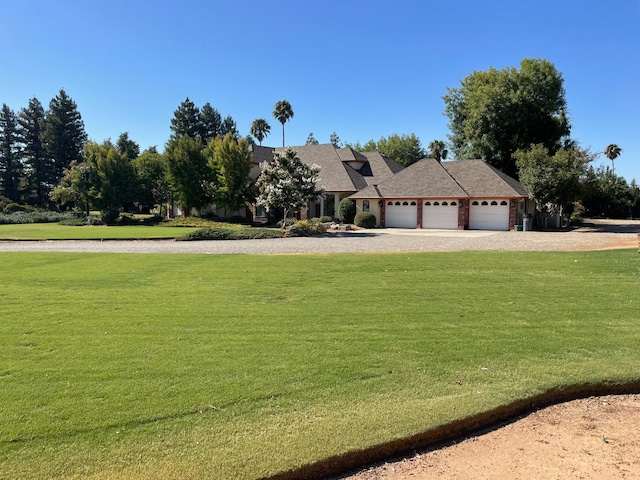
[451,201,457,206]
[434,201,440,206]
[387,201,393,206]
[410,201,417,206]
[363,200,370,212]
[481,201,489,206]
[255,205,266,217]
[501,200,508,206]
[491,201,498,206]
[402,201,409,206]
[472,201,479,205]
[395,201,401,206]
[442,201,448,206]
[425,201,431,206]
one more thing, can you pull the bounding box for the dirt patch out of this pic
[342,394,640,479]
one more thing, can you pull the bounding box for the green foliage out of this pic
[132,149,171,211]
[0,194,11,211]
[115,132,140,160]
[350,134,425,166]
[305,132,319,145]
[178,226,286,241]
[273,99,294,147]
[292,218,328,236]
[515,144,593,218]
[354,211,377,228]
[444,58,569,177]
[17,98,49,206]
[165,136,215,214]
[581,166,636,218]
[603,143,622,175]
[48,160,90,211]
[3,202,31,214]
[0,210,79,224]
[338,197,356,223]
[85,140,136,216]
[42,88,88,182]
[428,139,448,162]
[255,147,324,225]
[250,119,271,145]
[57,217,87,226]
[329,132,341,147]
[318,215,332,223]
[0,103,22,202]
[208,133,252,212]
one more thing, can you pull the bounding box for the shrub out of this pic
[338,198,356,223]
[277,217,296,228]
[319,215,333,223]
[291,219,327,236]
[354,212,376,228]
[0,210,81,224]
[4,203,34,214]
[0,196,11,212]
[58,218,87,226]
[178,227,287,241]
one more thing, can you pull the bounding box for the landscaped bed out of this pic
[1,250,638,479]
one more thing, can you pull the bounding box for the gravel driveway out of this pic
[0,221,637,254]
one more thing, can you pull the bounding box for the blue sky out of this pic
[2,0,639,182]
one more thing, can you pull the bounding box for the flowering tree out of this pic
[255,147,324,226]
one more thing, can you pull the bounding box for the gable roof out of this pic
[350,158,467,199]
[251,143,405,194]
[442,160,529,197]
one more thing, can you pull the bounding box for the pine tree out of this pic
[169,98,202,141]
[115,132,140,160]
[42,89,88,184]
[0,104,22,202]
[199,103,223,144]
[18,97,49,206]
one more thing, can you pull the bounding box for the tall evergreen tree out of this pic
[42,89,88,184]
[18,97,49,206]
[115,132,140,160]
[169,98,202,141]
[208,133,252,213]
[221,115,239,140]
[250,119,271,145]
[0,104,22,201]
[200,102,223,144]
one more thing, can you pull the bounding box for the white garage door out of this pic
[422,200,459,229]
[469,200,510,230]
[385,200,418,228]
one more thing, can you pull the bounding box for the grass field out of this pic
[0,223,203,240]
[1,250,639,479]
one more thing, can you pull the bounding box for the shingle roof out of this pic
[249,144,275,165]
[442,160,529,197]
[359,151,405,186]
[350,158,467,199]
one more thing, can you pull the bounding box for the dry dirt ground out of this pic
[342,394,640,480]
[342,224,640,480]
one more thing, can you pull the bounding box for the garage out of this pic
[422,200,459,229]
[385,200,418,228]
[469,200,510,230]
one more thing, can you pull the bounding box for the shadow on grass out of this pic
[261,382,640,480]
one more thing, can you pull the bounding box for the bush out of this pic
[277,217,296,228]
[291,219,327,236]
[354,212,377,228]
[3,203,35,214]
[338,198,356,224]
[58,217,87,226]
[0,196,12,212]
[0,210,81,224]
[318,215,333,223]
[178,227,287,241]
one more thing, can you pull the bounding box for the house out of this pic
[349,158,532,231]
[248,144,403,220]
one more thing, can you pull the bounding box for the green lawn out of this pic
[1,250,639,479]
[0,223,203,240]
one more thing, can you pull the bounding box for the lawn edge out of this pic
[261,381,640,480]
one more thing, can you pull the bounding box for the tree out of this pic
[604,144,622,175]
[115,132,140,160]
[374,133,424,166]
[221,115,239,141]
[514,144,592,228]
[443,58,570,177]
[208,133,252,213]
[273,100,294,147]
[84,140,136,218]
[42,88,88,184]
[49,160,91,213]
[18,97,49,206]
[255,147,324,225]
[329,132,342,147]
[305,132,319,145]
[250,119,271,145]
[165,136,214,215]
[581,165,634,218]
[200,102,223,144]
[132,149,171,215]
[169,98,202,141]
[0,104,22,201]
[428,140,448,163]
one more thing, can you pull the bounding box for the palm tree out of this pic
[428,140,448,163]
[604,144,622,175]
[250,119,271,146]
[272,100,294,147]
